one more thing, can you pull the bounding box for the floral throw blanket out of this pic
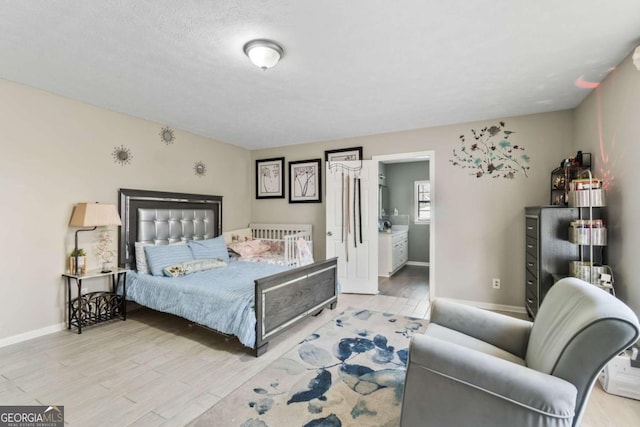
[227,239,286,265]
[228,238,313,266]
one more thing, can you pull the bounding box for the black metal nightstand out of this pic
[61,268,128,333]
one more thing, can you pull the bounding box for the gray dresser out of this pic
[525,206,579,317]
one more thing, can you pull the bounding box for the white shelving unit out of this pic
[567,171,613,293]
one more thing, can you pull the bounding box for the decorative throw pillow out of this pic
[135,241,186,274]
[144,244,194,276]
[163,258,227,277]
[134,242,153,274]
[227,239,271,257]
[188,236,230,262]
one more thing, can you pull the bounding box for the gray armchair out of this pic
[400,277,640,427]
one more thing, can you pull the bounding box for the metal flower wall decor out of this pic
[160,126,175,145]
[112,145,132,166]
[450,121,530,179]
[193,161,207,177]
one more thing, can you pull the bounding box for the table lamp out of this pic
[69,202,122,274]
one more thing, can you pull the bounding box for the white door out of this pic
[326,160,378,294]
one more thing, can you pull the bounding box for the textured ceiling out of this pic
[1,1,638,149]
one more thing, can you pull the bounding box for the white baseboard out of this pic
[0,322,66,349]
[406,261,429,267]
[442,297,527,315]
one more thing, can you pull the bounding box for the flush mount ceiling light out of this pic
[243,39,284,70]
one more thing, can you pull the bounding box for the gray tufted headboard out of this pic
[118,189,223,269]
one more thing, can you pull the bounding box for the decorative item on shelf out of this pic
[69,248,87,275]
[571,177,601,190]
[96,229,116,273]
[560,150,591,169]
[552,194,565,206]
[69,202,122,275]
[112,145,132,166]
[160,126,175,145]
[576,150,592,167]
[569,219,607,246]
[549,155,591,205]
[570,261,613,288]
[568,178,606,207]
[552,175,565,190]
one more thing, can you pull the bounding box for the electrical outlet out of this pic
[492,278,501,289]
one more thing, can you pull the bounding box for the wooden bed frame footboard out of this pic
[254,257,338,356]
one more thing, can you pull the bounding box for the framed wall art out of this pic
[289,159,322,203]
[256,157,285,199]
[324,146,363,163]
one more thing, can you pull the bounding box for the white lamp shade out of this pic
[69,203,122,227]
[244,40,284,70]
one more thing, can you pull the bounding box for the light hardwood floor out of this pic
[1,266,638,426]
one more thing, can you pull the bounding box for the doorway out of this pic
[372,151,435,301]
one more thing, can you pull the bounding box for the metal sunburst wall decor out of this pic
[450,121,530,179]
[160,126,175,145]
[112,145,133,166]
[194,161,207,177]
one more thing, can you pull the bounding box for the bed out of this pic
[222,223,313,266]
[118,188,338,356]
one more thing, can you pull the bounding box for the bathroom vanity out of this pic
[378,227,409,277]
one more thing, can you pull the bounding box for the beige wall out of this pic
[6,50,636,343]
[0,80,251,342]
[252,110,575,308]
[574,50,640,316]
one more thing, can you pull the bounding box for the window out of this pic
[414,180,430,224]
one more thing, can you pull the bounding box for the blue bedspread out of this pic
[123,260,291,348]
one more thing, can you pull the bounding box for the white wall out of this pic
[0,79,252,342]
[251,111,575,308]
[574,50,640,316]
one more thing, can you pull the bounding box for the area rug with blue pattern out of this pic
[191,308,427,427]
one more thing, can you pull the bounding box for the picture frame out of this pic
[324,146,363,163]
[256,157,285,199]
[289,159,322,203]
